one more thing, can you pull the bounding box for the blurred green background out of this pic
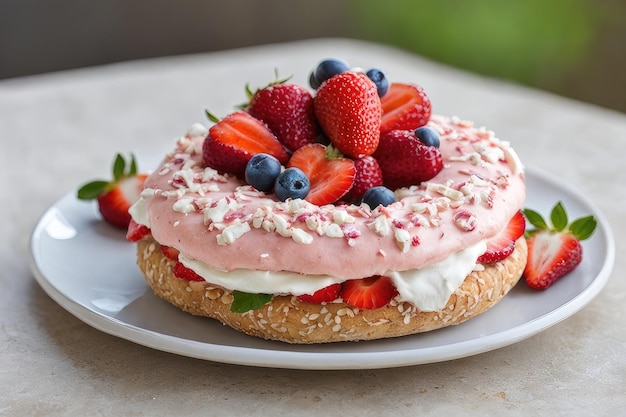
[351,0,625,113]
[1,0,624,113]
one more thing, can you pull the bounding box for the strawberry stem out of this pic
[76,152,140,200]
[569,215,597,240]
[523,201,597,241]
[550,201,568,232]
[76,180,109,200]
[205,109,221,124]
[112,153,125,182]
[325,144,345,160]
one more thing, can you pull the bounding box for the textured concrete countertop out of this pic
[1,39,624,416]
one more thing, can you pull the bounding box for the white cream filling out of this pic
[179,240,487,312]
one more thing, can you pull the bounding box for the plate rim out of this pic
[28,166,615,370]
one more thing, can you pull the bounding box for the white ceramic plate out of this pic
[29,167,614,370]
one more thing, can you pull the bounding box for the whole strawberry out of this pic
[345,155,383,202]
[77,153,147,229]
[523,202,597,290]
[314,71,382,159]
[373,129,443,190]
[247,82,318,152]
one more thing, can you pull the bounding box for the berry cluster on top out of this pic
[202,58,442,210]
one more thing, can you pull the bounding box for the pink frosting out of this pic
[134,115,525,280]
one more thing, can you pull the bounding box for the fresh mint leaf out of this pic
[230,291,272,313]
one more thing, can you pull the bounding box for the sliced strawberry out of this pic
[345,155,383,202]
[173,262,205,282]
[373,130,443,190]
[341,275,398,310]
[477,211,526,264]
[297,283,342,304]
[523,202,597,290]
[126,219,151,242]
[203,111,289,178]
[287,143,355,206]
[314,71,382,158]
[77,153,147,229]
[380,83,431,133]
[248,82,318,152]
[525,233,583,290]
[161,245,180,261]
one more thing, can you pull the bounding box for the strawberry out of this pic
[380,83,431,133]
[477,211,526,263]
[341,275,398,309]
[247,82,318,152]
[126,219,151,242]
[314,71,382,158]
[161,245,180,261]
[77,153,147,229]
[203,111,289,178]
[297,283,342,304]
[523,202,597,290]
[345,155,383,202]
[287,143,355,206]
[173,262,205,282]
[373,129,443,190]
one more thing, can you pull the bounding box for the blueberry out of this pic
[415,127,440,148]
[308,71,321,90]
[362,186,396,208]
[245,153,282,192]
[366,68,389,97]
[274,167,310,201]
[313,58,350,87]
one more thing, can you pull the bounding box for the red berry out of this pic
[345,156,383,202]
[341,275,398,309]
[126,219,151,242]
[297,283,342,304]
[373,130,443,190]
[203,111,289,178]
[523,202,597,290]
[77,153,147,229]
[173,262,205,282]
[524,233,583,290]
[287,144,355,206]
[248,83,318,152]
[314,72,382,158]
[477,211,526,264]
[380,83,431,133]
[161,245,180,261]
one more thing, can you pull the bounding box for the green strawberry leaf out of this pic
[112,153,126,182]
[522,208,548,230]
[128,153,138,176]
[550,201,568,232]
[76,180,109,200]
[230,291,272,313]
[569,215,597,241]
[205,109,221,124]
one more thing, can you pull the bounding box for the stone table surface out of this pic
[1,38,624,416]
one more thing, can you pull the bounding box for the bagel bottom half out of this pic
[135,237,527,344]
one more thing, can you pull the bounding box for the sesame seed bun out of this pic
[135,237,527,344]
